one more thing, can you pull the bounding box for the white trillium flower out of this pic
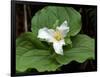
[37,20,69,55]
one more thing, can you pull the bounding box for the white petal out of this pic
[53,39,65,55]
[37,27,55,42]
[57,20,69,37]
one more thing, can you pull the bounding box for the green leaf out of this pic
[55,47,94,65]
[16,47,60,72]
[55,34,95,65]
[65,7,81,36]
[16,32,47,49]
[72,34,95,50]
[16,32,61,72]
[31,6,81,37]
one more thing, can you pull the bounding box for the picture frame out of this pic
[11,0,97,76]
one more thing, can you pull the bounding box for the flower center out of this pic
[54,31,62,41]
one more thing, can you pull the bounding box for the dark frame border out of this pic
[11,0,16,76]
[11,0,97,76]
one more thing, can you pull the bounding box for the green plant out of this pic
[16,6,95,72]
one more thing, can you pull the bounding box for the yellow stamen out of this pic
[54,31,62,41]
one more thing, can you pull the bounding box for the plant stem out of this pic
[24,4,28,32]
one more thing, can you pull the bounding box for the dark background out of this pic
[13,1,97,76]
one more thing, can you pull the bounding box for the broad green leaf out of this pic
[16,47,34,72]
[16,32,61,72]
[31,6,81,37]
[55,47,94,65]
[65,7,81,36]
[55,34,95,65]
[16,32,47,49]
[16,47,60,72]
[72,34,95,50]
